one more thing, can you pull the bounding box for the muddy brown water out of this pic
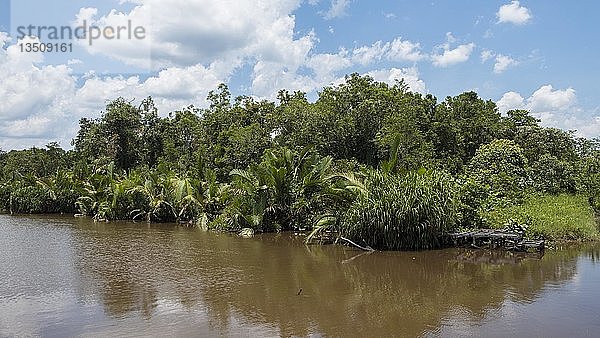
[1,215,599,337]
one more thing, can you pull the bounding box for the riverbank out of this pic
[482,194,599,241]
[3,78,600,250]
[4,191,599,251]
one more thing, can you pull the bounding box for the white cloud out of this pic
[493,54,519,73]
[349,37,426,66]
[0,33,234,149]
[387,37,425,62]
[74,0,307,69]
[306,50,352,79]
[0,37,75,129]
[497,85,576,114]
[445,32,457,44]
[251,61,317,98]
[495,85,600,138]
[352,41,388,65]
[528,85,576,112]
[323,0,351,20]
[73,6,152,69]
[566,117,600,138]
[497,1,532,25]
[366,67,426,93]
[67,0,349,102]
[251,34,427,98]
[481,49,495,63]
[431,43,475,67]
[497,91,525,114]
[67,59,83,65]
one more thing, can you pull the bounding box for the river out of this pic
[1,215,599,337]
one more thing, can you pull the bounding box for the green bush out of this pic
[456,176,490,228]
[339,169,459,250]
[467,139,528,198]
[579,155,600,212]
[529,154,578,194]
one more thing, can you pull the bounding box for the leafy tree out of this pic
[159,106,203,175]
[500,109,540,140]
[313,73,396,166]
[529,154,578,194]
[200,85,274,178]
[467,139,528,199]
[432,92,502,172]
[73,98,144,171]
[139,97,164,168]
[513,126,578,163]
[579,151,600,211]
[0,143,71,182]
[272,90,325,153]
[376,91,437,171]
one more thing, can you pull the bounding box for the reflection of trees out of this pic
[71,220,590,337]
[73,222,163,319]
[564,242,600,263]
[192,237,582,337]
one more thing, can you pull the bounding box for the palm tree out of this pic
[227,146,341,232]
[128,168,176,223]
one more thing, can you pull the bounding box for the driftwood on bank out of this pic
[338,236,375,252]
[445,228,545,253]
[305,231,375,251]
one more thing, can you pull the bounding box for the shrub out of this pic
[467,139,528,199]
[579,155,600,212]
[529,154,578,194]
[456,176,490,228]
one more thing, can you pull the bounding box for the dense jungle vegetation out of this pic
[1,74,599,249]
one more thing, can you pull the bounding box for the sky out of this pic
[0,0,599,150]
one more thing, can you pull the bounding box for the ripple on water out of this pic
[2,215,600,337]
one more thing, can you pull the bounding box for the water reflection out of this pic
[1,215,600,337]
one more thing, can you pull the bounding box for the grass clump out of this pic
[339,169,459,251]
[482,194,599,241]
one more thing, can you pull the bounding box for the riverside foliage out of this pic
[1,74,599,249]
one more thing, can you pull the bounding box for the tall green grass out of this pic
[339,169,459,250]
[483,194,599,241]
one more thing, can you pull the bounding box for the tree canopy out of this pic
[2,74,599,248]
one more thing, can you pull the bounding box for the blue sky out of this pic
[1,0,599,150]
